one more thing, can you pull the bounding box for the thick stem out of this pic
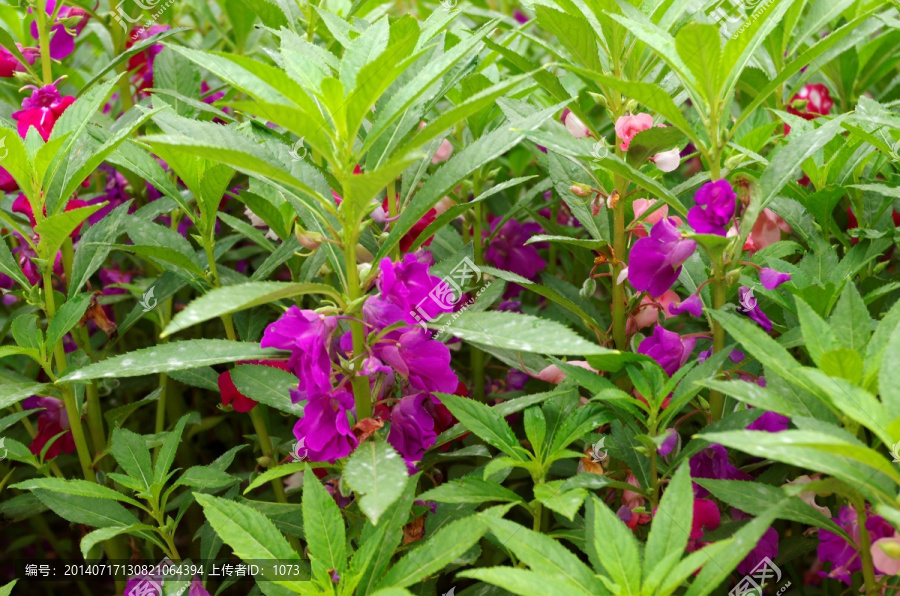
[855,499,877,595]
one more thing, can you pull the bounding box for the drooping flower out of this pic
[759,268,791,290]
[669,294,703,318]
[614,113,653,151]
[485,217,546,283]
[737,286,773,333]
[651,148,681,172]
[22,396,76,460]
[376,328,459,394]
[29,0,89,60]
[260,306,337,401]
[387,393,437,465]
[818,506,894,584]
[561,108,590,139]
[637,325,696,377]
[0,45,39,77]
[12,83,76,141]
[687,180,736,236]
[218,360,292,413]
[293,389,358,463]
[627,218,696,297]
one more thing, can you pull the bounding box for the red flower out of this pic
[22,396,76,460]
[13,194,89,236]
[785,84,833,135]
[218,360,292,412]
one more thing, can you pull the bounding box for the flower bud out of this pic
[570,183,591,197]
[296,226,324,250]
[579,277,597,300]
[724,154,744,170]
[624,99,639,113]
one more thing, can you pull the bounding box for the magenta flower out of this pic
[737,286,773,332]
[690,498,721,540]
[387,393,437,465]
[747,410,789,432]
[378,254,453,325]
[627,218,696,297]
[29,0,88,60]
[669,294,703,317]
[760,268,791,289]
[0,45,39,78]
[22,396,76,460]
[687,180,736,236]
[293,389,358,463]
[12,83,76,141]
[261,306,337,401]
[734,509,779,575]
[818,506,894,584]
[637,325,696,377]
[376,328,459,394]
[485,217,546,285]
[690,444,751,496]
[99,263,133,296]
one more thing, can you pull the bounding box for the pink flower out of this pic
[614,113,653,151]
[651,148,680,172]
[432,138,454,163]
[744,208,791,252]
[627,290,678,334]
[631,198,682,238]
[561,109,590,139]
[533,360,597,384]
[872,533,900,576]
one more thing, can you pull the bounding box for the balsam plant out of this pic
[2,0,900,594]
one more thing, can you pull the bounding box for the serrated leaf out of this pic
[344,441,408,525]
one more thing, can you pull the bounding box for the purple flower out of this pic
[637,325,696,377]
[378,254,453,325]
[513,9,529,23]
[627,218,697,297]
[669,294,703,317]
[293,389,358,463]
[261,306,337,401]
[387,393,437,465]
[818,506,894,584]
[29,0,88,60]
[734,509,779,575]
[760,267,791,289]
[485,217,546,296]
[729,350,744,363]
[376,328,459,394]
[690,444,751,496]
[99,264,133,296]
[747,410,789,432]
[658,428,678,458]
[687,180,736,236]
[87,167,131,225]
[737,286,772,332]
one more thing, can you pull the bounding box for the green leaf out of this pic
[110,428,154,490]
[443,311,606,356]
[436,393,526,459]
[0,383,49,410]
[798,369,891,445]
[0,580,16,596]
[479,517,603,596]
[230,364,303,416]
[880,324,900,420]
[818,348,864,384]
[80,525,153,559]
[31,490,140,528]
[830,283,872,352]
[675,23,720,107]
[154,415,192,484]
[533,482,587,521]
[461,568,576,596]
[344,441,408,525]
[302,468,347,573]
[162,282,340,336]
[685,500,787,596]
[178,466,238,489]
[585,496,641,593]
[45,293,92,352]
[194,493,303,590]
[244,462,307,494]
[644,464,692,577]
[60,340,281,382]
[695,479,849,540]
[418,475,526,505]
[154,48,201,117]
[796,297,840,366]
[11,478,143,508]
[378,515,487,590]
[0,231,29,288]
[67,201,131,298]
[34,204,104,260]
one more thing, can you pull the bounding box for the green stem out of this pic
[472,171,483,266]
[709,273,726,421]
[35,0,53,84]
[343,232,372,420]
[611,181,627,351]
[388,179,400,261]
[85,381,105,455]
[855,498,877,594]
